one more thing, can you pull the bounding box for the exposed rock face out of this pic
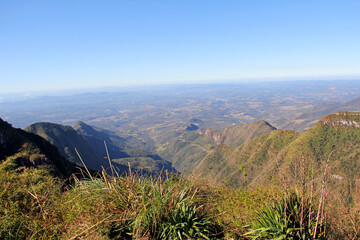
[204,129,222,144]
[16,154,50,168]
[322,120,360,128]
[321,112,360,128]
[201,120,276,147]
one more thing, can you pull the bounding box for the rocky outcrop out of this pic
[321,112,360,128]
[201,120,276,147]
[204,129,222,144]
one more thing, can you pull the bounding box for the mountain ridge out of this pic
[192,111,360,189]
[26,121,175,174]
[158,120,276,175]
[0,118,77,178]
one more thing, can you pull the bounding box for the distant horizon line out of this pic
[1,77,360,96]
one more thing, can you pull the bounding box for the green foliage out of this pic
[245,191,324,240]
[0,156,63,239]
[208,186,281,238]
[160,202,213,239]
[194,129,299,187]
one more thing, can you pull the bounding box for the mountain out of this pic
[158,120,276,175]
[73,121,175,174]
[202,120,276,147]
[0,118,76,178]
[193,111,360,189]
[194,129,298,186]
[73,121,129,159]
[26,121,175,174]
[25,122,107,171]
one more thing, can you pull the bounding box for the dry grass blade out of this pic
[74,147,93,180]
[104,140,115,176]
[68,216,112,240]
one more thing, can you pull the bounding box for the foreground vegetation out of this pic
[2,153,355,239]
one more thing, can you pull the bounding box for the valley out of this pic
[1,80,360,239]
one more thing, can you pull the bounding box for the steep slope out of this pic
[73,121,129,160]
[25,122,107,171]
[257,111,360,185]
[203,120,276,147]
[158,120,276,175]
[0,118,76,178]
[73,121,175,174]
[159,131,215,175]
[26,121,175,174]
[193,111,360,189]
[194,129,299,186]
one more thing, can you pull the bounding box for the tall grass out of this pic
[63,170,221,239]
[0,151,224,239]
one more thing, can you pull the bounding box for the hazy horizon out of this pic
[1,1,360,93]
[1,78,360,99]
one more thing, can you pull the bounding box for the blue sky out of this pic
[1,0,360,93]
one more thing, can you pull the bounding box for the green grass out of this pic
[244,191,325,240]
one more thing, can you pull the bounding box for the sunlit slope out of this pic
[194,129,298,186]
[159,120,276,175]
[193,112,360,188]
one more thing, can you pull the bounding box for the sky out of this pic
[0,0,360,93]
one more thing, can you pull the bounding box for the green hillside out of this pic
[194,129,299,186]
[193,112,360,190]
[204,120,276,147]
[159,120,276,175]
[256,111,360,186]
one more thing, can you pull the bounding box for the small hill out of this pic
[158,120,276,175]
[0,118,76,178]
